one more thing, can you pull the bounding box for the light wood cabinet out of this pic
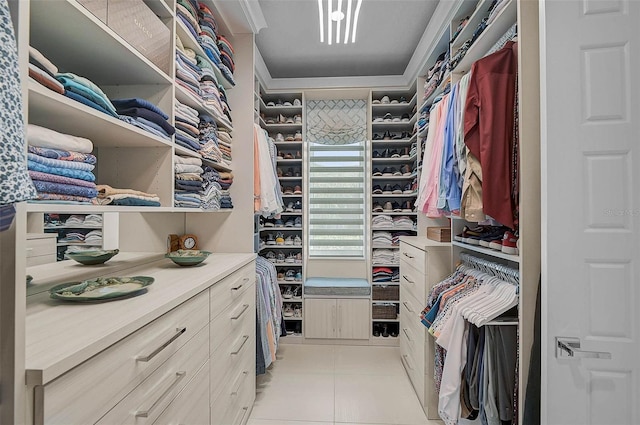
[399,237,450,420]
[304,298,370,340]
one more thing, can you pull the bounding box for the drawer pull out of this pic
[402,274,415,284]
[402,354,413,370]
[231,304,250,320]
[403,328,412,342]
[402,302,413,313]
[136,327,186,362]
[231,335,250,355]
[402,252,415,259]
[231,370,249,396]
[135,371,186,418]
[231,277,250,291]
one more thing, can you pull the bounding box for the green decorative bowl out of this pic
[49,276,154,302]
[67,249,119,265]
[165,250,212,267]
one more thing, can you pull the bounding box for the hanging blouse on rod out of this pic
[255,256,283,375]
[420,254,519,425]
[253,123,284,216]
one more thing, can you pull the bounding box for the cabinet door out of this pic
[336,299,369,340]
[304,299,336,339]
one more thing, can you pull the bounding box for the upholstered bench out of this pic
[303,277,371,297]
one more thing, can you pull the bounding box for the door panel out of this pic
[336,299,369,340]
[304,299,335,339]
[541,0,640,423]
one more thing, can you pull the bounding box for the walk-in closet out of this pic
[1,0,639,424]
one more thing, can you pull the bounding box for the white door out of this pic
[541,0,640,424]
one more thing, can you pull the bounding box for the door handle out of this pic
[402,252,414,259]
[136,327,186,362]
[135,371,186,417]
[402,274,414,284]
[231,304,250,320]
[556,337,612,360]
[402,301,413,313]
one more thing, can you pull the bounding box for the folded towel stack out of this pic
[113,98,174,140]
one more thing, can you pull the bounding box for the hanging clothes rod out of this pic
[459,253,520,285]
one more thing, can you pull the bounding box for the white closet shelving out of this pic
[369,84,419,344]
[256,84,306,340]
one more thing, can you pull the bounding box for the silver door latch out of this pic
[556,337,612,359]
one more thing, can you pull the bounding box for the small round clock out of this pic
[179,234,199,250]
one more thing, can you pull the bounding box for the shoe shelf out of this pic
[283,317,303,321]
[260,246,303,250]
[371,227,416,231]
[372,156,418,163]
[372,263,400,268]
[277,281,303,285]
[263,123,302,132]
[259,98,303,115]
[372,174,417,181]
[260,227,302,231]
[372,193,418,198]
[277,159,303,164]
[371,117,417,130]
[278,176,303,181]
[274,141,303,148]
[372,211,417,216]
[372,245,400,249]
[372,283,400,287]
[451,241,520,263]
[281,299,303,303]
[371,317,400,322]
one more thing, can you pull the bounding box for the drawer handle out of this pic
[231,304,250,320]
[231,335,250,355]
[402,252,415,259]
[135,371,186,418]
[232,277,250,291]
[402,302,413,313]
[231,370,249,396]
[402,274,415,284]
[136,327,186,362]
[402,354,413,370]
[403,328,412,342]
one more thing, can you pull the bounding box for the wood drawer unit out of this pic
[210,281,255,353]
[35,291,209,425]
[210,262,255,323]
[153,361,210,425]
[399,238,451,420]
[26,233,56,266]
[210,306,255,402]
[96,325,209,424]
[211,354,255,425]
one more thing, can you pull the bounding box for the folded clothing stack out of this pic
[27,125,98,204]
[201,165,222,210]
[199,115,222,163]
[174,155,203,208]
[175,39,202,98]
[28,46,64,95]
[83,229,103,245]
[372,214,393,229]
[391,232,412,246]
[217,128,233,166]
[176,0,201,40]
[393,215,416,229]
[96,184,161,207]
[198,3,236,86]
[372,249,397,265]
[372,231,393,246]
[112,98,174,140]
[218,171,233,209]
[55,72,119,118]
[174,99,201,152]
[372,267,398,283]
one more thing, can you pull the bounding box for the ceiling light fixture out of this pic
[318,0,363,45]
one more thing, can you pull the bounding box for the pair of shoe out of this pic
[454,226,519,255]
[372,324,397,337]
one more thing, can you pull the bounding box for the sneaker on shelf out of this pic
[391,133,403,140]
[295,253,302,263]
[401,148,411,159]
[392,184,403,194]
[293,235,302,246]
[285,269,296,281]
[265,251,276,263]
[373,324,381,337]
[285,116,295,124]
[390,98,399,104]
[276,167,284,177]
[401,113,411,122]
[285,134,295,141]
[392,168,402,176]
[402,201,413,212]
[274,217,284,227]
[390,149,400,158]
[382,167,393,176]
[293,185,302,195]
[266,233,276,245]
[283,100,292,106]
[455,225,483,244]
[383,113,393,122]
[294,271,302,282]
[293,98,301,106]
[283,186,294,195]
[275,133,285,142]
[373,203,384,212]
[284,235,294,246]
[372,150,381,158]
[392,116,402,123]
[373,168,383,176]
[392,202,403,212]
[293,286,302,299]
[283,286,293,299]
[382,184,393,194]
[294,115,302,124]
[277,270,285,280]
[259,238,266,250]
[294,216,302,227]
[264,219,275,227]
[284,167,293,177]
[373,185,383,194]
[285,253,296,263]
[275,232,285,245]
[383,131,392,140]
[286,202,294,212]
[277,251,286,263]
[383,202,393,212]
[294,131,302,141]
[293,305,302,317]
[478,227,507,248]
[381,95,390,104]
[403,182,413,194]
[400,96,408,104]
[373,133,382,140]
[295,151,302,159]
[285,218,295,227]
[283,304,294,317]
[501,231,519,255]
[489,237,503,251]
[293,200,302,210]
[267,101,276,107]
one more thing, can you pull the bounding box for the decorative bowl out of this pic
[49,276,154,302]
[67,249,119,265]
[165,250,212,267]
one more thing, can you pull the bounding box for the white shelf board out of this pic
[57,242,102,247]
[371,139,415,146]
[28,81,173,149]
[29,0,171,85]
[485,320,518,326]
[269,263,303,267]
[450,0,494,50]
[275,141,303,147]
[44,225,102,230]
[451,241,521,263]
[277,281,303,285]
[175,19,234,90]
[281,299,303,303]
[371,318,400,322]
[371,282,400,286]
[372,176,416,181]
[264,123,303,132]
[261,102,303,115]
[279,176,303,181]
[372,157,417,163]
[259,227,303,232]
[451,0,517,75]
[372,227,416,231]
[372,193,418,198]
[371,102,415,112]
[372,263,400,267]
[202,158,233,173]
[371,121,415,130]
[283,317,303,321]
[372,212,417,216]
[174,84,233,131]
[372,245,400,249]
[27,203,174,213]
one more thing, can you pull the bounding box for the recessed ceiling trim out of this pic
[239,0,268,34]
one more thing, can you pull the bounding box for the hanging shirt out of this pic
[438,84,461,214]
[464,42,518,229]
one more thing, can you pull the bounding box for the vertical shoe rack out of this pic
[369,85,419,343]
[256,86,305,341]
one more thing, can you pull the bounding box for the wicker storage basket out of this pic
[372,285,399,301]
[372,303,397,320]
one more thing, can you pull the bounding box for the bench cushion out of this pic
[304,277,371,297]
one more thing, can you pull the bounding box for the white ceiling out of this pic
[254,0,440,80]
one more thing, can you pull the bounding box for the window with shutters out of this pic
[306,99,367,258]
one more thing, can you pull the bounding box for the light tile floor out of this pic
[248,344,442,425]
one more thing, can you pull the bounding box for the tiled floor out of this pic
[248,344,442,425]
